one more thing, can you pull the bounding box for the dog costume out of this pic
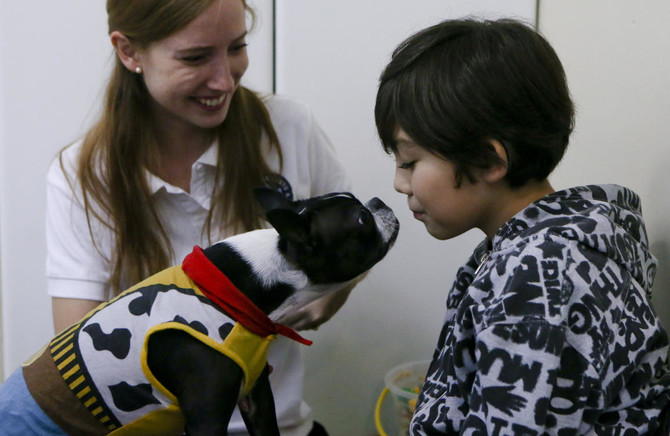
[20,246,311,436]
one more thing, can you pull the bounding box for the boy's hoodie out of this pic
[412,184,670,435]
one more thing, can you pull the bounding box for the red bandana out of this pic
[181,245,312,346]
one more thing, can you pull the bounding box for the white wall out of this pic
[0,1,110,375]
[2,1,670,436]
[539,0,670,331]
[242,0,275,94]
[0,0,5,378]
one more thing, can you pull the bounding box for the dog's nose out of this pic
[365,197,388,211]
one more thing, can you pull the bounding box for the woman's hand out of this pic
[277,273,368,330]
[278,285,354,331]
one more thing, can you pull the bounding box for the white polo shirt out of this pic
[45,94,351,436]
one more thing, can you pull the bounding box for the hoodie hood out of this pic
[493,184,657,297]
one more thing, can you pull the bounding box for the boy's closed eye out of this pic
[396,160,416,170]
[231,42,248,52]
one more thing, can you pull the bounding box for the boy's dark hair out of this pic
[375,18,575,187]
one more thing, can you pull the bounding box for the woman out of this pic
[46,0,351,434]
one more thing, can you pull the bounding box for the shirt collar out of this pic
[146,141,219,195]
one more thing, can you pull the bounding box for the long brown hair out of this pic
[67,0,282,294]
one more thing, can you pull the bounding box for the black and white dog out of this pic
[0,188,398,436]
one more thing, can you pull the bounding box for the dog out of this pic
[0,188,399,436]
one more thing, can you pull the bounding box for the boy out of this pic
[375,18,670,434]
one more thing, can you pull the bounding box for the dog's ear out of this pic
[255,187,313,251]
[254,187,293,213]
[265,209,313,252]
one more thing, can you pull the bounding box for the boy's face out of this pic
[392,129,494,240]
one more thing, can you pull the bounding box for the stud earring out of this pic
[135,66,142,74]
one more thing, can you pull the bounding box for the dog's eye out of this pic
[358,209,372,226]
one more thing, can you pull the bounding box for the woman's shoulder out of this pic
[263,93,310,112]
[47,139,84,184]
[263,94,313,126]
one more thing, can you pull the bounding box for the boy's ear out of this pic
[483,139,509,183]
[110,31,142,73]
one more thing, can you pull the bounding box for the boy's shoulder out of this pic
[495,184,648,260]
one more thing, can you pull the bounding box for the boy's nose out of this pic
[393,169,411,195]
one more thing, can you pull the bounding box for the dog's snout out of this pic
[365,197,399,248]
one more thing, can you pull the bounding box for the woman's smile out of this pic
[193,94,228,111]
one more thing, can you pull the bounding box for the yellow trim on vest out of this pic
[142,321,275,404]
[138,265,276,395]
[22,343,49,367]
[54,265,197,339]
[107,404,185,436]
[127,265,197,294]
[217,323,275,394]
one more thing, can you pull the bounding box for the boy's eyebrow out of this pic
[394,138,419,148]
[232,31,249,42]
[393,129,418,145]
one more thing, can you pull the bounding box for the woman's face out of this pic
[137,0,249,135]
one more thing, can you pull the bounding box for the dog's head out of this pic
[254,188,399,284]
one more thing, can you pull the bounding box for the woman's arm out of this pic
[46,145,111,334]
[52,297,103,334]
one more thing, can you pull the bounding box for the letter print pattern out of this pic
[411,185,670,435]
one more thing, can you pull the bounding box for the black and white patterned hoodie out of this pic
[411,184,670,435]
